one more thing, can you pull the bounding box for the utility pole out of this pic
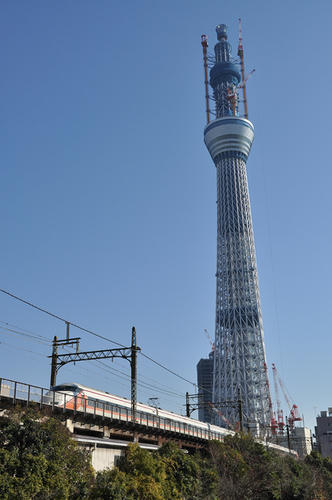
[185,392,201,417]
[186,392,244,431]
[186,392,190,417]
[131,326,137,425]
[49,333,80,388]
[48,326,140,433]
[237,388,243,432]
[50,336,58,388]
[286,416,291,451]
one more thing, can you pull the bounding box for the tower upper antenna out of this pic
[216,24,228,41]
[201,34,211,124]
[237,18,249,119]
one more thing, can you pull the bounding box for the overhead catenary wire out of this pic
[0,326,51,346]
[0,320,52,341]
[139,352,198,388]
[0,317,186,401]
[0,288,126,348]
[0,288,209,396]
[0,289,210,420]
[92,359,184,399]
[96,360,184,398]
[0,340,47,359]
[0,343,185,413]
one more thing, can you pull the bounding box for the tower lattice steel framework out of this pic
[203,24,270,430]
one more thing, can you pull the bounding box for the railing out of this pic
[0,377,225,443]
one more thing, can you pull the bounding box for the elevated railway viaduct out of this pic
[0,377,296,470]
[0,378,217,469]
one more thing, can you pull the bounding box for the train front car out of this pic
[49,383,83,409]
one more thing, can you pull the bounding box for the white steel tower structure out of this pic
[203,24,270,430]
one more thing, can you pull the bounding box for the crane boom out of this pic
[203,329,215,351]
[208,402,234,430]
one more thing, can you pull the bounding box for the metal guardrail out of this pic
[0,377,223,442]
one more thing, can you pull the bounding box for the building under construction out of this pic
[201,22,270,432]
[197,22,311,452]
[196,351,214,424]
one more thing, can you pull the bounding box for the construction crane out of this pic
[272,363,302,430]
[208,402,235,430]
[226,69,255,117]
[203,329,215,352]
[226,85,238,116]
[272,363,285,433]
[264,363,278,434]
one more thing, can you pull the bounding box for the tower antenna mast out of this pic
[201,35,211,124]
[237,18,249,119]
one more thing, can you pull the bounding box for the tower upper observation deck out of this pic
[204,24,254,162]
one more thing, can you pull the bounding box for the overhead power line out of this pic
[139,352,197,388]
[0,288,200,391]
[0,340,47,359]
[0,325,51,346]
[0,288,126,348]
[0,320,50,340]
[0,318,186,401]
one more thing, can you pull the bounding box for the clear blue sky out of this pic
[1,0,331,432]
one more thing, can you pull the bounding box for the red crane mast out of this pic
[273,363,302,430]
[272,363,285,433]
[264,363,278,434]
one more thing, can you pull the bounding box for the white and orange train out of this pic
[48,382,231,441]
[47,382,298,457]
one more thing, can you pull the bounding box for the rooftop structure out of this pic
[315,408,332,459]
[276,426,312,458]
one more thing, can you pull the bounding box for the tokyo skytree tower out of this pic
[202,23,271,430]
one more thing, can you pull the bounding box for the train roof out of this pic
[52,382,129,399]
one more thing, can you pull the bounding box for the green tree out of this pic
[0,408,94,499]
[3,409,332,500]
[304,451,332,499]
[92,442,217,500]
[158,442,217,499]
[92,444,166,499]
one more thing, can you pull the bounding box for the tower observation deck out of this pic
[203,24,270,430]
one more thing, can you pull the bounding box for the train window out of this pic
[52,385,78,393]
[88,399,95,406]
